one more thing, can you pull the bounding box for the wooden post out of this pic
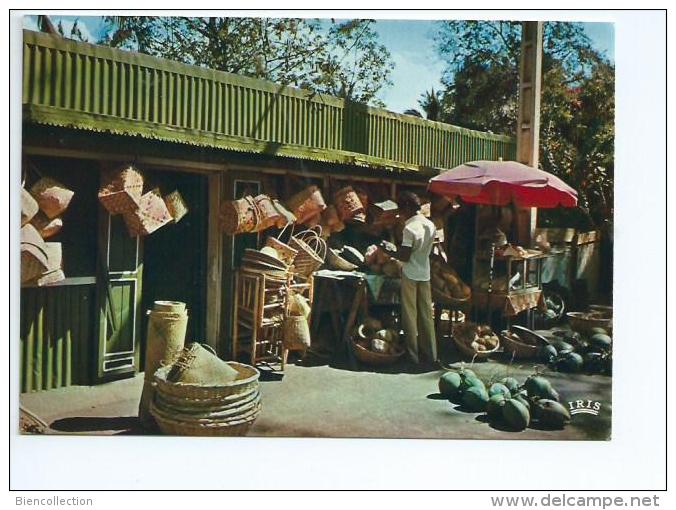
[516,21,544,244]
[205,173,224,352]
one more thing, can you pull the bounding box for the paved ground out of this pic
[20,355,612,440]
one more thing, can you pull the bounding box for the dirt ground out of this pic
[20,351,612,440]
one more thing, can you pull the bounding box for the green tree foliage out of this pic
[418,88,443,121]
[98,17,392,106]
[433,21,614,224]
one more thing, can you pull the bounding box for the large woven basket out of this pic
[30,212,63,239]
[153,391,261,421]
[286,185,327,224]
[282,314,311,350]
[253,194,281,232]
[566,312,613,333]
[289,227,327,277]
[153,362,260,400]
[30,177,75,219]
[352,339,404,366]
[150,402,260,437]
[220,196,260,235]
[21,224,49,283]
[98,166,144,215]
[154,384,259,410]
[123,190,173,237]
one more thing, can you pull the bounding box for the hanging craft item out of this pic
[163,190,189,223]
[123,189,173,237]
[285,185,326,224]
[265,223,298,267]
[282,314,311,350]
[253,194,282,232]
[303,212,322,228]
[30,212,63,239]
[98,165,144,215]
[334,185,365,223]
[21,188,39,226]
[26,241,65,286]
[353,185,370,212]
[220,196,259,235]
[320,205,345,236]
[30,177,75,219]
[20,224,49,284]
[289,226,327,278]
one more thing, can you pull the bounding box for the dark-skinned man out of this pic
[381,191,437,366]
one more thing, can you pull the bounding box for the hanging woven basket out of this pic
[123,190,173,237]
[286,185,327,224]
[30,177,75,219]
[220,196,260,235]
[334,185,365,222]
[21,224,49,283]
[164,190,189,223]
[21,188,39,226]
[30,212,63,239]
[253,194,282,232]
[98,165,144,215]
[282,314,311,350]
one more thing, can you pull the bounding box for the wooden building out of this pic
[20,30,516,391]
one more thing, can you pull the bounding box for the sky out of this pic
[23,15,614,114]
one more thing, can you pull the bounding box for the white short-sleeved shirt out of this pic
[401,213,436,281]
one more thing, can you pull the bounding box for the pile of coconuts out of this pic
[438,368,571,432]
[540,327,612,376]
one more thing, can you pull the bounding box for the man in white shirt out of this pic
[383,192,437,365]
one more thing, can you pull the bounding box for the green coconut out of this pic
[500,377,520,393]
[461,374,486,392]
[538,344,558,363]
[488,383,511,399]
[502,399,531,431]
[590,327,608,336]
[438,372,463,399]
[550,339,574,355]
[556,352,584,373]
[512,392,531,411]
[462,385,490,412]
[486,394,507,420]
[525,375,552,399]
[534,399,571,428]
[590,334,612,351]
[459,367,476,379]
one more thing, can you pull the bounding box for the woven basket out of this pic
[164,190,189,223]
[123,190,173,237]
[326,248,358,271]
[21,224,49,283]
[289,227,327,278]
[30,212,63,239]
[252,194,282,232]
[334,186,365,222]
[98,166,143,215]
[30,177,74,219]
[352,339,404,366]
[353,186,370,211]
[167,343,239,385]
[500,329,547,359]
[286,185,327,224]
[271,199,296,228]
[153,391,261,421]
[154,384,259,410]
[282,314,311,350]
[153,362,260,400]
[368,200,399,227]
[452,323,499,361]
[265,237,298,267]
[151,402,260,437]
[21,188,39,226]
[220,196,260,235]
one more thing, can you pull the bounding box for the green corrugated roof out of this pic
[22,30,516,173]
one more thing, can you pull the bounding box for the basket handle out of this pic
[277,221,295,242]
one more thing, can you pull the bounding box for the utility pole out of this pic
[516,21,544,243]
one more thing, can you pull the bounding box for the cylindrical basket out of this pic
[153,362,260,401]
[252,194,282,232]
[123,190,173,237]
[98,166,144,215]
[220,196,260,235]
[31,177,75,219]
[20,224,49,283]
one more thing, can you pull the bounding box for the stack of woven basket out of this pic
[150,343,262,436]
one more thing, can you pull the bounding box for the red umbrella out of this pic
[428,160,577,208]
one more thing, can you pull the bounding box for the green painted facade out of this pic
[22,30,515,174]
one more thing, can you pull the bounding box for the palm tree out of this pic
[419,88,443,121]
